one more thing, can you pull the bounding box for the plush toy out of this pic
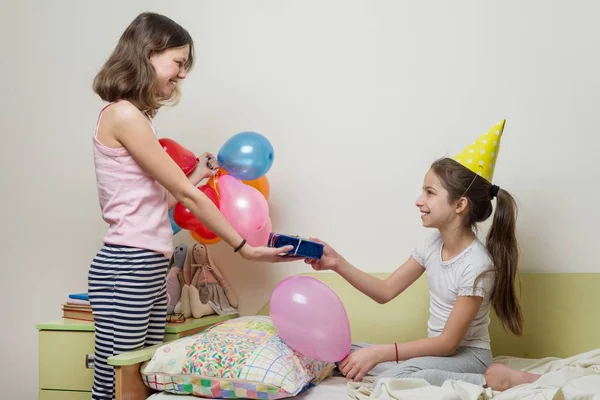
[165,243,188,315]
[192,243,238,307]
[173,243,238,319]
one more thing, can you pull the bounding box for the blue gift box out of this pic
[267,233,324,260]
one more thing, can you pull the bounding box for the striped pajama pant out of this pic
[88,244,169,400]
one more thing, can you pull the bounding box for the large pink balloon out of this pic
[219,175,269,240]
[270,276,351,362]
[245,217,272,247]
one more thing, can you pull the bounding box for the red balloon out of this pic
[191,224,218,240]
[199,184,219,206]
[159,138,198,176]
[172,185,219,235]
[191,185,219,239]
[173,203,198,230]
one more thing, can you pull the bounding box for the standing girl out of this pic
[305,120,540,390]
[88,12,294,400]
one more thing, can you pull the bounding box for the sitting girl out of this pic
[304,121,540,390]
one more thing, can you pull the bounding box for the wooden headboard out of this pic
[258,272,600,359]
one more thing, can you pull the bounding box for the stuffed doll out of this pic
[176,243,238,319]
[165,243,187,315]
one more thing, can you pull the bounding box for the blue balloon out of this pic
[168,208,181,234]
[217,131,274,180]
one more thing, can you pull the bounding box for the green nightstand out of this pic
[37,314,237,399]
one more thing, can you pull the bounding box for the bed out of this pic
[108,272,600,400]
[111,350,600,400]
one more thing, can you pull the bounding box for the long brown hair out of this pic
[431,157,523,336]
[93,12,194,116]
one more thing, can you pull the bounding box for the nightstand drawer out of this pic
[36,314,238,396]
[39,389,92,400]
[39,330,95,391]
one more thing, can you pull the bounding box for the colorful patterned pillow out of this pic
[141,315,335,399]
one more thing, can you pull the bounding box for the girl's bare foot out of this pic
[484,363,541,391]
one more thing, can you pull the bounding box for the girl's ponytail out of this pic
[486,188,523,335]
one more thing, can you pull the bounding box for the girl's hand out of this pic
[303,238,344,272]
[338,346,384,382]
[196,152,219,179]
[239,244,302,263]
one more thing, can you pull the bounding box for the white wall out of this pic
[1,0,599,398]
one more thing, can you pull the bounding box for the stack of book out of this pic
[62,293,93,322]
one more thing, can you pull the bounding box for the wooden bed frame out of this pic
[109,345,158,400]
[108,272,600,400]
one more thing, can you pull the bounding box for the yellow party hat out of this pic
[452,119,505,183]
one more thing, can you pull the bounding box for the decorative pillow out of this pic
[141,315,335,399]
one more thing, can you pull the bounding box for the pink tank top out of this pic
[93,103,173,258]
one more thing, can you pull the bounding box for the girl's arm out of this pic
[108,102,294,262]
[336,257,425,304]
[167,153,217,209]
[338,295,483,381]
[305,239,425,304]
[381,295,483,360]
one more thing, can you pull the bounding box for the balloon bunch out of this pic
[163,132,275,247]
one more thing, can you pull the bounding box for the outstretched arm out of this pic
[339,295,483,382]
[107,101,294,262]
[336,256,425,304]
[305,239,425,304]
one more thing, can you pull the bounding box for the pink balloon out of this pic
[270,276,351,362]
[219,175,270,239]
[245,217,272,247]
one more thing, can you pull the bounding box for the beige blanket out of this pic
[346,349,600,400]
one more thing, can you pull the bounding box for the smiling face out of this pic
[149,45,190,99]
[415,168,463,229]
[93,13,195,115]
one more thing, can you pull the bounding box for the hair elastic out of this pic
[490,184,500,198]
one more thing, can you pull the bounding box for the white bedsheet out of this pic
[147,376,349,399]
[296,377,351,399]
[347,348,600,400]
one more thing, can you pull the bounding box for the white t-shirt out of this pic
[411,231,495,349]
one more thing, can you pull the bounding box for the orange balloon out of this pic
[206,168,227,195]
[190,230,222,245]
[244,175,270,199]
[208,168,270,200]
